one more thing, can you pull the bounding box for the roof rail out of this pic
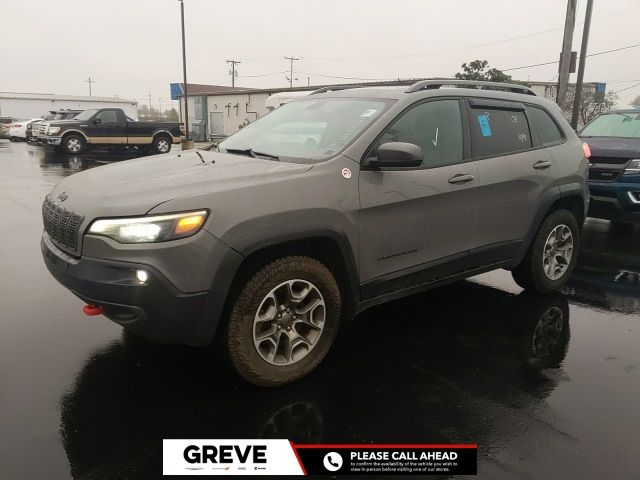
[405,79,536,96]
[310,85,364,95]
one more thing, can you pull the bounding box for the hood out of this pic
[46,119,83,127]
[48,150,312,217]
[579,136,640,159]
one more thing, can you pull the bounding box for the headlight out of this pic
[626,159,640,172]
[47,126,60,135]
[88,210,208,243]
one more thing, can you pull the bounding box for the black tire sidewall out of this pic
[528,209,580,292]
[226,257,341,387]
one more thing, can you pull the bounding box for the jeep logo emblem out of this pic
[57,192,69,202]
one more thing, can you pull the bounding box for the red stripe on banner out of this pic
[292,444,478,449]
[289,440,308,475]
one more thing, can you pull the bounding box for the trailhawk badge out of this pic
[341,168,352,179]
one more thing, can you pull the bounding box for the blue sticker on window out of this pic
[477,114,492,137]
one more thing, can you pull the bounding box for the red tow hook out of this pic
[83,304,104,316]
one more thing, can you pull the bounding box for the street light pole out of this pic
[571,0,595,130]
[179,0,192,147]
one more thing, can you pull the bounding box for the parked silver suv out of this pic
[41,80,589,386]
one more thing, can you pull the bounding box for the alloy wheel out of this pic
[253,279,326,366]
[542,224,573,280]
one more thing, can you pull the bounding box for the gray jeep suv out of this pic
[41,80,589,386]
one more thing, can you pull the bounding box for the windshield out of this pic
[73,109,99,121]
[580,112,640,138]
[218,97,391,161]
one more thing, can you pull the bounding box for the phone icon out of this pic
[323,452,343,471]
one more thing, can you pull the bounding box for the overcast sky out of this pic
[1,0,639,109]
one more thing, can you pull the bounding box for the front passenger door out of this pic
[358,98,479,298]
[86,109,124,144]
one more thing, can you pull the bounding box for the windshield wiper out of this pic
[223,148,279,160]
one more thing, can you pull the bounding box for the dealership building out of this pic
[173,80,606,141]
[0,92,138,120]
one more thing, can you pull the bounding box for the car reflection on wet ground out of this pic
[1,140,639,479]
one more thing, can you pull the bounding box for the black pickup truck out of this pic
[38,108,184,154]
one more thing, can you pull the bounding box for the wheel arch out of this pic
[61,129,89,142]
[517,186,585,263]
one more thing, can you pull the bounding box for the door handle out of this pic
[448,174,475,184]
[533,160,552,170]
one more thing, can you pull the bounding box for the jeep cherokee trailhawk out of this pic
[41,80,589,386]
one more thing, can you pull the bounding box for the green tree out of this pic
[455,60,514,83]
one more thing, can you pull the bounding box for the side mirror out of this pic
[93,118,102,125]
[368,142,423,168]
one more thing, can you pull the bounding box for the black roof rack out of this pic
[405,79,536,96]
[310,85,362,95]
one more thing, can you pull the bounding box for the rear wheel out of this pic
[152,134,172,154]
[512,209,579,293]
[225,256,341,387]
[62,133,85,155]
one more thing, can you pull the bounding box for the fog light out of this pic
[136,269,149,283]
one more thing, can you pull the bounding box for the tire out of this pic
[9,137,16,142]
[512,209,580,293]
[152,134,172,154]
[62,133,85,155]
[27,136,37,142]
[225,256,341,387]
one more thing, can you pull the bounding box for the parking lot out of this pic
[0,139,638,479]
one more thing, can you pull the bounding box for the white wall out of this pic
[0,98,138,120]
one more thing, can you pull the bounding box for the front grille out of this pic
[589,169,621,182]
[589,156,631,165]
[39,124,47,135]
[42,196,84,251]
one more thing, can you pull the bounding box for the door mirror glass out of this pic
[93,118,102,124]
[370,142,423,168]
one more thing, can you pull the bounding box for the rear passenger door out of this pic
[358,98,479,296]
[467,99,560,262]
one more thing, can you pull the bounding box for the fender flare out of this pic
[60,129,89,142]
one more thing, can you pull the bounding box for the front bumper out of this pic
[588,181,640,223]
[41,232,211,345]
[39,136,62,146]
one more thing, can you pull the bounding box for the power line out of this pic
[612,81,640,94]
[296,71,389,81]
[238,71,288,78]
[501,42,640,72]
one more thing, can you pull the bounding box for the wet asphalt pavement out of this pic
[0,140,639,479]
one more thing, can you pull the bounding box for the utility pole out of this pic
[84,76,95,96]
[556,0,577,107]
[226,59,241,87]
[148,91,153,111]
[284,56,300,88]
[179,0,192,146]
[571,0,595,130]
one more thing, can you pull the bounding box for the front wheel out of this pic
[152,135,172,154]
[62,133,85,155]
[225,256,341,387]
[512,209,580,293]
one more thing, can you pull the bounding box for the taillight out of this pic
[14,123,22,128]
[582,142,591,159]
[179,124,186,135]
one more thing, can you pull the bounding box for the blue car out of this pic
[579,109,640,224]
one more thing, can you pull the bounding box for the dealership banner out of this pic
[163,440,477,476]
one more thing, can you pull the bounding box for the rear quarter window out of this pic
[527,106,564,145]
[469,106,532,158]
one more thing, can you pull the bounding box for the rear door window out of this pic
[527,106,564,145]
[469,103,532,158]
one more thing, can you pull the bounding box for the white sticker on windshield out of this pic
[360,109,378,118]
